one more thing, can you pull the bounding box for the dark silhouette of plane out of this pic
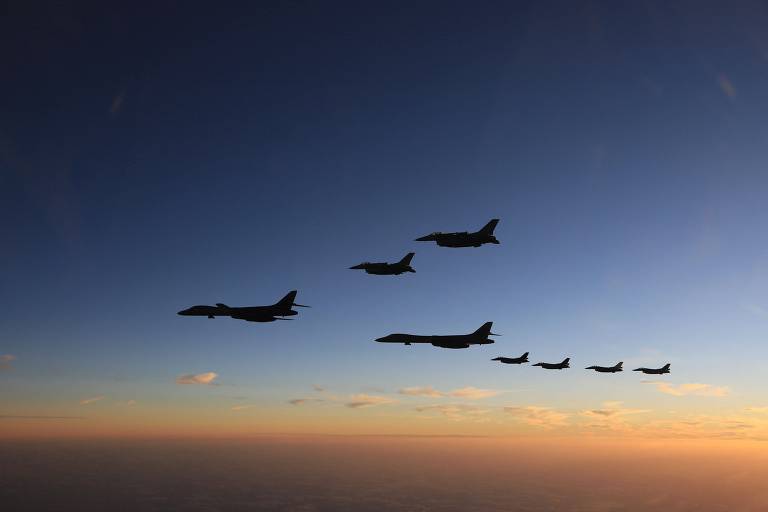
[349,252,416,275]
[586,362,623,373]
[492,352,529,364]
[177,290,309,322]
[375,322,499,349]
[415,219,500,248]
[532,358,570,370]
[633,363,671,375]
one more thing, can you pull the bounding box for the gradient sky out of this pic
[2,2,768,439]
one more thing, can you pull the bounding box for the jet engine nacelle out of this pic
[431,342,470,349]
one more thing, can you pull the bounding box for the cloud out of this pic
[414,404,491,421]
[643,381,729,397]
[398,386,500,400]
[125,400,137,406]
[175,372,218,385]
[504,406,569,429]
[399,386,444,397]
[110,90,125,114]
[312,384,325,392]
[448,387,499,399]
[79,396,105,405]
[289,398,324,406]
[745,406,768,414]
[0,354,16,370]
[231,405,258,411]
[345,394,397,409]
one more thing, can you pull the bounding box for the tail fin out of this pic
[662,363,670,371]
[562,358,570,365]
[478,219,499,235]
[398,252,415,265]
[521,352,529,359]
[473,322,497,337]
[276,290,298,307]
[616,362,623,369]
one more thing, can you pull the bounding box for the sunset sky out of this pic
[3,2,768,447]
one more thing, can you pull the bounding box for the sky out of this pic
[2,1,768,441]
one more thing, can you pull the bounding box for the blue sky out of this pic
[2,2,768,432]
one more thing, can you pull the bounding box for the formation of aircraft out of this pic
[177,290,309,322]
[349,252,416,275]
[176,217,673,377]
[375,322,498,349]
[415,219,500,248]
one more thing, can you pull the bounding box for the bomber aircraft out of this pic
[415,219,500,248]
[586,362,623,373]
[375,322,498,349]
[492,352,529,364]
[349,252,416,275]
[532,358,570,370]
[633,363,671,375]
[177,290,309,322]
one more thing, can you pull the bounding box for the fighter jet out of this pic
[532,358,570,370]
[349,252,416,275]
[492,352,529,364]
[375,322,499,349]
[177,290,309,322]
[633,363,671,375]
[415,219,500,248]
[586,362,623,373]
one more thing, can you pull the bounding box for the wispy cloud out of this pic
[175,372,218,385]
[398,386,500,400]
[504,406,569,429]
[289,398,324,406]
[745,406,768,414]
[643,381,729,397]
[399,386,444,397]
[312,384,325,392]
[0,354,16,370]
[231,404,258,411]
[125,400,137,406]
[79,395,105,405]
[110,90,125,115]
[345,394,397,409]
[414,404,491,421]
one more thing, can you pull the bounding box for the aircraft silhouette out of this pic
[177,290,309,322]
[586,362,623,373]
[375,322,499,349]
[349,252,416,275]
[532,358,570,370]
[492,352,529,364]
[415,219,500,248]
[633,363,671,375]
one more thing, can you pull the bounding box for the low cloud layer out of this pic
[289,398,325,406]
[504,406,570,428]
[79,395,105,405]
[643,381,729,397]
[398,386,499,400]
[176,372,218,385]
[345,394,397,408]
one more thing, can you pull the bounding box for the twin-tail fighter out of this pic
[177,290,309,323]
[492,352,529,365]
[415,219,500,248]
[532,358,570,370]
[585,362,623,373]
[349,252,416,275]
[633,364,671,375]
[375,322,499,349]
